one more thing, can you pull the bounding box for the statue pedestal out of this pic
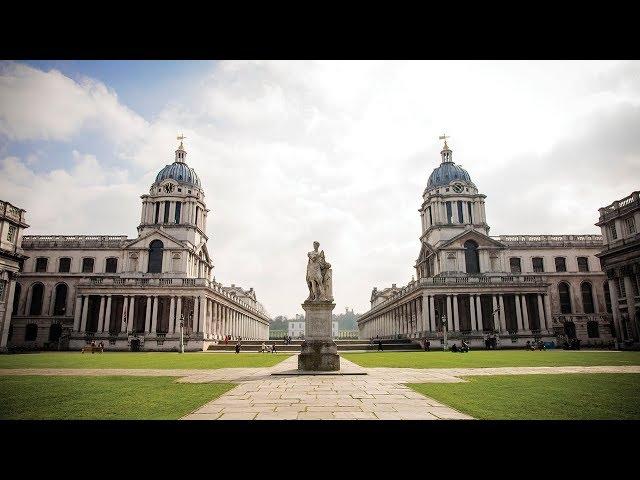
[298,300,340,371]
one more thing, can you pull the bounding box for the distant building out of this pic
[288,314,339,338]
[0,200,29,350]
[596,191,640,348]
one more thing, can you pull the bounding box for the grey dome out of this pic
[155,162,201,188]
[427,162,472,189]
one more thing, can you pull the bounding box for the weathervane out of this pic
[439,133,450,149]
[177,133,186,149]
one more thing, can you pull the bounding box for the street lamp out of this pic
[441,314,448,351]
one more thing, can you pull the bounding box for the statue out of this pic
[306,241,333,302]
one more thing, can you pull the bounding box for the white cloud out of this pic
[0,62,148,144]
[2,60,639,317]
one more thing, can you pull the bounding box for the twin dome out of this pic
[155,162,201,188]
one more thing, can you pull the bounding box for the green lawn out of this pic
[0,376,235,420]
[342,350,640,368]
[0,352,291,370]
[409,373,640,420]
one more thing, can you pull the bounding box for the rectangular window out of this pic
[457,201,464,223]
[587,321,600,338]
[532,257,544,272]
[154,203,159,224]
[609,224,618,240]
[625,216,636,235]
[509,257,521,274]
[446,202,452,223]
[58,258,71,273]
[554,257,566,272]
[175,202,182,223]
[163,201,170,223]
[35,257,48,273]
[82,258,94,273]
[105,258,118,273]
[618,277,626,298]
[7,225,16,242]
[577,257,589,272]
[468,202,473,223]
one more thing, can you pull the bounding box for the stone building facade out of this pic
[358,140,614,348]
[0,200,29,351]
[5,139,270,351]
[596,190,640,348]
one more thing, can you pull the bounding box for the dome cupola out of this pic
[426,136,473,190]
[154,135,201,188]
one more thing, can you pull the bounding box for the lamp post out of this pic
[179,313,184,354]
[441,314,448,351]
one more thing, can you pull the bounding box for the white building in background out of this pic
[5,138,270,351]
[359,138,614,348]
[289,315,339,339]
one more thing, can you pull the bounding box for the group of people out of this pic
[283,335,294,345]
[450,340,470,353]
[259,342,278,353]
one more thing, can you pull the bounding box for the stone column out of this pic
[104,295,112,334]
[499,294,506,332]
[422,292,430,333]
[608,279,623,343]
[537,294,546,331]
[80,295,89,332]
[169,202,176,224]
[169,296,176,334]
[452,294,460,331]
[515,294,523,331]
[73,296,83,331]
[544,294,552,334]
[97,296,106,333]
[198,295,206,334]
[121,295,129,333]
[127,296,135,332]
[193,296,199,333]
[429,295,436,331]
[0,280,17,348]
[623,276,639,341]
[469,295,477,331]
[446,295,453,331]
[212,302,218,338]
[521,294,530,332]
[492,295,499,332]
[476,294,483,332]
[145,296,152,333]
[151,296,159,334]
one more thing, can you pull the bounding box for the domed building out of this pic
[359,138,614,349]
[5,138,270,351]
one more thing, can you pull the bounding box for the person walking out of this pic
[235,340,241,354]
[272,342,277,353]
[378,338,383,351]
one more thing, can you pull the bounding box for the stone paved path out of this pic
[3,358,639,420]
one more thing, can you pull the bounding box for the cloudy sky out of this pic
[1,60,639,316]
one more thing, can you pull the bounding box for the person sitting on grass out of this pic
[460,340,469,353]
[450,343,458,353]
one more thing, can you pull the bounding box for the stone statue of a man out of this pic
[306,241,333,302]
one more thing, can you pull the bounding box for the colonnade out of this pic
[360,291,552,339]
[73,292,269,340]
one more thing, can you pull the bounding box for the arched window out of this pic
[105,258,118,273]
[604,281,612,313]
[12,283,21,315]
[53,283,68,316]
[558,282,572,314]
[464,240,480,274]
[581,282,595,314]
[148,240,164,273]
[29,283,44,316]
[25,323,38,341]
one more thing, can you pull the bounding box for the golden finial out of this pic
[439,134,450,150]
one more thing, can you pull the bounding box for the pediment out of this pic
[125,229,186,250]
[438,229,507,250]
[416,242,437,264]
